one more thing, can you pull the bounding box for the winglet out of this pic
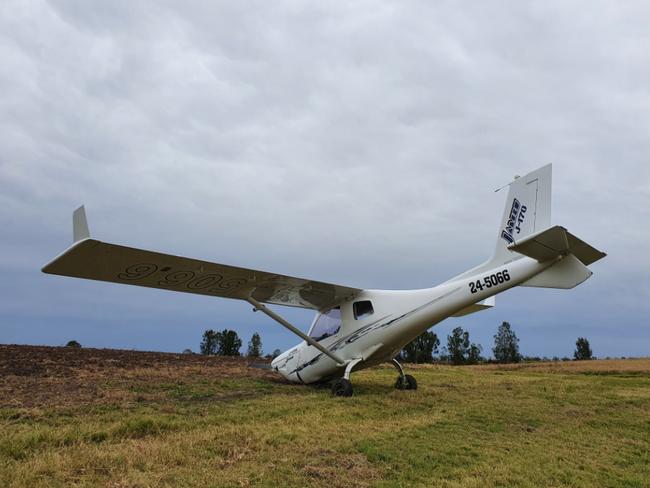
[73,205,90,242]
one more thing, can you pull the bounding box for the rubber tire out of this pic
[395,374,417,390]
[404,374,417,390]
[331,378,353,397]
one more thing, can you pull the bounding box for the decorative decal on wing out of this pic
[117,263,248,294]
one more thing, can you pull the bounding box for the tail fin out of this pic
[448,164,553,282]
[447,164,606,289]
[491,163,552,266]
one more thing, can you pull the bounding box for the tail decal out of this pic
[491,164,552,266]
[500,198,528,244]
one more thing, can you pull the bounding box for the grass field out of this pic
[1,345,649,487]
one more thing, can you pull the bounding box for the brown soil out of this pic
[0,345,277,409]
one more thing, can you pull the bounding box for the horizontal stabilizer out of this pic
[520,254,592,289]
[508,225,606,265]
[452,296,495,317]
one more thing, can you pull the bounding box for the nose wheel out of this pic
[392,358,417,390]
[330,358,363,397]
[331,378,353,397]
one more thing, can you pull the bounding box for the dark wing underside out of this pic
[43,238,360,310]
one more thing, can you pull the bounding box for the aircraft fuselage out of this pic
[272,255,554,383]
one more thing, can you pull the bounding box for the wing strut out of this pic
[245,296,347,366]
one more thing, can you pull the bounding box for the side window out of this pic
[309,307,341,342]
[353,300,374,320]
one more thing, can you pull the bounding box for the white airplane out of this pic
[43,164,605,396]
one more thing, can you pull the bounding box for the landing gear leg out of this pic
[331,358,362,397]
[392,358,417,390]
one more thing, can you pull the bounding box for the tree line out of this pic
[197,329,281,359]
[194,323,594,364]
[399,322,594,365]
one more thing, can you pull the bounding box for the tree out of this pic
[574,337,593,360]
[200,329,218,355]
[65,340,81,348]
[438,346,449,363]
[447,327,470,365]
[216,329,242,356]
[401,331,440,363]
[271,349,282,359]
[247,332,263,357]
[492,321,521,363]
[182,349,193,355]
[467,343,483,364]
[447,326,483,365]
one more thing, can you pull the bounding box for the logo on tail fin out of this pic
[501,198,527,243]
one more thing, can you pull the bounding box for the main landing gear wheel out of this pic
[331,378,353,397]
[394,374,417,390]
[391,358,417,391]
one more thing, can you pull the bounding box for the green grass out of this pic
[1,362,649,487]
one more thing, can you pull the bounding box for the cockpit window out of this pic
[309,307,341,342]
[353,300,374,320]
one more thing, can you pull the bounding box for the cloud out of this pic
[1,1,648,356]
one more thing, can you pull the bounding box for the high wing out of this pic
[42,207,361,310]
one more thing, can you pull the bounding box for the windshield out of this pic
[309,307,341,342]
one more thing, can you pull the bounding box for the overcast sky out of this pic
[1,1,649,358]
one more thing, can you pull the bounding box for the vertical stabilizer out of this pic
[491,164,552,266]
[446,164,552,283]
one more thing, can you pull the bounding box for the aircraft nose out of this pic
[271,348,301,383]
[270,356,282,373]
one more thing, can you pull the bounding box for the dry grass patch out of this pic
[0,346,648,487]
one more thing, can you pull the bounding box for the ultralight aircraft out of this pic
[43,164,606,396]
